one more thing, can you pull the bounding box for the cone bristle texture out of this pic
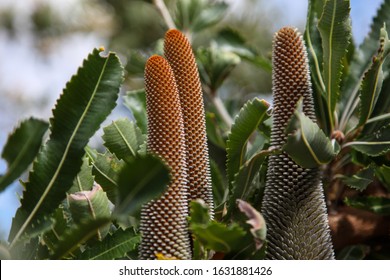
[164,29,214,218]
[261,27,335,259]
[140,55,191,260]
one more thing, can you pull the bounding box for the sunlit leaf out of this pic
[0,118,48,192]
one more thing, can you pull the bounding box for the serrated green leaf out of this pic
[226,98,270,193]
[189,203,246,253]
[0,118,48,192]
[10,215,54,258]
[68,185,111,241]
[304,0,331,133]
[9,48,123,247]
[205,112,226,149]
[215,28,271,72]
[175,0,227,33]
[210,159,227,208]
[283,101,336,168]
[375,165,390,191]
[318,0,351,127]
[123,89,147,134]
[113,155,170,217]
[50,218,111,259]
[80,228,140,260]
[68,155,94,193]
[197,45,241,93]
[344,196,390,215]
[358,25,390,126]
[102,118,146,163]
[340,166,375,191]
[345,0,390,94]
[337,244,369,260]
[42,208,68,256]
[227,148,276,218]
[90,152,125,203]
[350,124,390,156]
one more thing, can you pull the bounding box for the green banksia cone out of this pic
[139,55,192,260]
[164,29,214,218]
[261,27,335,259]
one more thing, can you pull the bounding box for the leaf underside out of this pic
[0,118,48,192]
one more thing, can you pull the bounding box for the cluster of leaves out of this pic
[1,0,389,260]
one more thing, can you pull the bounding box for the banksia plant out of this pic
[261,27,335,260]
[164,29,214,218]
[139,55,192,260]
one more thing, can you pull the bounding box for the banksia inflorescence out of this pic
[261,27,335,259]
[140,55,192,260]
[139,29,213,259]
[164,29,214,218]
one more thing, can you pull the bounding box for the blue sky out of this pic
[0,0,385,239]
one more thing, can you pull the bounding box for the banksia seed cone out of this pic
[140,55,192,260]
[261,27,335,259]
[164,29,214,218]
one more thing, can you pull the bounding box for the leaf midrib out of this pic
[10,54,111,248]
[89,235,139,260]
[113,121,136,158]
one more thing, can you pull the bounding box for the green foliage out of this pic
[0,118,48,192]
[344,196,390,215]
[102,118,146,162]
[318,0,351,129]
[79,228,140,260]
[189,200,266,259]
[113,155,170,218]
[283,100,337,168]
[1,0,389,261]
[175,0,228,33]
[340,166,375,191]
[8,48,123,248]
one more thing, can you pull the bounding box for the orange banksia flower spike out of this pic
[139,55,192,260]
[164,29,214,218]
[261,27,335,259]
